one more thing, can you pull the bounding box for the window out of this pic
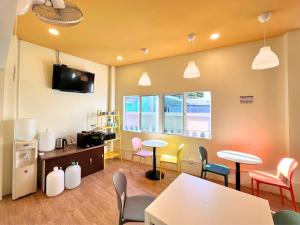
[123,91,212,139]
[184,91,211,139]
[163,94,184,135]
[123,96,140,131]
[141,96,159,133]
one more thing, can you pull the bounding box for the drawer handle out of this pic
[90,158,93,166]
[24,170,28,173]
[23,144,29,147]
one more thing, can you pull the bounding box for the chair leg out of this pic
[200,169,204,178]
[251,178,254,195]
[204,172,207,179]
[289,186,298,212]
[130,154,134,174]
[160,162,163,185]
[256,182,260,197]
[279,187,284,206]
[224,175,228,187]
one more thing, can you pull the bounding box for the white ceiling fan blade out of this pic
[51,0,65,9]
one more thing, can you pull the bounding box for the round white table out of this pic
[143,140,168,180]
[217,150,262,191]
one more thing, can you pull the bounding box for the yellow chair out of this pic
[159,144,184,183]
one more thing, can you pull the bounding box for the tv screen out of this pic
[52,64,95,93]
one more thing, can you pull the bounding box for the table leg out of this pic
[235,162,241,191]
[153,147,156,172]
[145,147,164,180]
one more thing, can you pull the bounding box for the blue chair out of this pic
[273,210,300,225]
[199,146,230,187]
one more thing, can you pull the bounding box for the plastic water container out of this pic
[15,118,36,141]
[65,162,81,189]
[46,167,64,197]
[39,130,56,152]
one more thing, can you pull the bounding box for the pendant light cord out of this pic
[263,22,266,46]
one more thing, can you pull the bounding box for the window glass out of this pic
[185,91,211,139]
[163,94,184,135]
[123,96,140,131]
[141,96,159,133]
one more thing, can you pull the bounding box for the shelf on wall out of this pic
[97,114,120,117]
[99,126,120,129]
[104,150,121,160]
[105,138,120,143]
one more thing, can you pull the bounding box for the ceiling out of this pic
[16,0,300,66]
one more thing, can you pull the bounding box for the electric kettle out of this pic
[55,138,67,149]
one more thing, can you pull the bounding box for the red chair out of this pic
[249,158,298,212]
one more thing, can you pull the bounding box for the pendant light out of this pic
[184,33,200,78]
[252,12,279,70]
[138,72,151,86]
[138,48,151,86]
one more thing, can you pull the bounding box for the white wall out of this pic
[0,69,5,199]
[18,41,109,137]
[2,40,109,195]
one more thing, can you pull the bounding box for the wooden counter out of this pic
[38,144,105,192]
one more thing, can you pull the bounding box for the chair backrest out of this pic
[276,158,298,186]
[112,172,127,215]
[199,146,208,166]
[132,137,142,152]
[273,210,300,225]
[177,144,184,163]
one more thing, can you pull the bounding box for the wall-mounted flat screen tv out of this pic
[52,64,95,93]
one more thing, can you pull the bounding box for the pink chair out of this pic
[130,137,153,174]
[249,158,298,212]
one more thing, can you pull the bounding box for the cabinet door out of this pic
[89,148,104,174]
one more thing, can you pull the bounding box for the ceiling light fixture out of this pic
[138,48,151,86]
[210,33,220,40]
[141,48,149,54]
[48,28,59,36]
[252,12,279,70]
[184,33,200,78]
[116,56,123,61]
[187,33,196,42]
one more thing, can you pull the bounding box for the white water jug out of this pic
[15,118,36,141]
[65,162,81,189]
[39,130,56,152]
[46,167,64,197]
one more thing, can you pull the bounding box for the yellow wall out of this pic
[286,30,300,194]
[116,35,290,175]
[2,39,109,196]
[287,30,300,161]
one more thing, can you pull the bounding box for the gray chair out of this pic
[199,146,230,187]
[112,172,155,225]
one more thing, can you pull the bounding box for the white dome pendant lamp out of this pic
[138,72,151,86]
[184,61,200,78]
[138,48,152,86]
[252,12,279,70]
[184,33,200,78]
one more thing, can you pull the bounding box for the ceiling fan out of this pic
[16,0,83,26]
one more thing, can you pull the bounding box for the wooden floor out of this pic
[0,159,299,225]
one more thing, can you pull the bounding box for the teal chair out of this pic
[273,210,300,225]
[199,146,230,186]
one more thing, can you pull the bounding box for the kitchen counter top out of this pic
[38,144,106,161]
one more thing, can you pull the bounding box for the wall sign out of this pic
[240,96,253,104]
